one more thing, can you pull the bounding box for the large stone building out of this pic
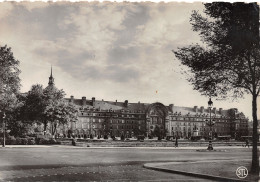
[62,96,248,139]
[47,68,249,139]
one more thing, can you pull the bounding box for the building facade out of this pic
[60,96,249,139]
[46,68,249,139]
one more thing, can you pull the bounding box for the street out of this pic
[0,146,251,181]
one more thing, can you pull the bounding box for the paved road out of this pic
[0,146,251,181]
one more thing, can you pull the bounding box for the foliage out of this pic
[174,3,260,99]
[152,125,162,140]
[133,127,145,136]
[0,45,21,113]
[44,101,78,135]
[23,85,45,124]
[173,2,259,174]
[35,138,59,145]
[0,45,24,139]
[23,84,77,136]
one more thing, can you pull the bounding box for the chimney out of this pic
[219,108,223,114]
[194,106,198,112]
[82,96,86,106]
[124,100,128,107]
[169,104,174,112]
[213,107,216,114]
[200,106,204,113]
[92,97,95,107]
[70,95,74,103]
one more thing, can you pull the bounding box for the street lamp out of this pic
[206,98,215,150]
[1,111,6,147]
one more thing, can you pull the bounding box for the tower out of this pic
[48,66,54,86]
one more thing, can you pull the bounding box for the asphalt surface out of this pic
[0,146,251,181]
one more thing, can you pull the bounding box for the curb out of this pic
[143,163,249,182]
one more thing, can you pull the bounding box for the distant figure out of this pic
[245,139,250,148]
[175,137,178,148]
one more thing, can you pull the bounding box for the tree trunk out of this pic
[251,94,259,174]
[51,122,57,136]
[43,121,47,135]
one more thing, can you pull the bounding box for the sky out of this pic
[0,2,257,120]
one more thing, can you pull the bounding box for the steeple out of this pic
[48,65,54,86]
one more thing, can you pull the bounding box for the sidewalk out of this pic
[144,159,259,182]
[0,145,248,150]
[0,145,53,148]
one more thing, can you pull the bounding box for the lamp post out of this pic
[2,112,6,147]
[206,98,215,150]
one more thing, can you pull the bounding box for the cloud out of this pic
[0,2,14,19]
[0,2,252,119]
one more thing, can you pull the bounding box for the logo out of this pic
[236,166,248,179]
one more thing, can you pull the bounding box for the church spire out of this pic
[48,65,54,86]
[51,65,53,77]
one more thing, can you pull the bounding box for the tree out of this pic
[133,126,146,137]
[42,85,65,134]
[0,45,21,146]
[24,85,47,131]
[227,109,237,139]
[44,101,78,136]
[6,93,34,137]
[0,45,21,117]
[173,2,260,174]
[153,125,162,140]
[24,84,76,136]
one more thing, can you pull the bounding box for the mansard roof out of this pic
[64,97,247,119]
[64,97,148,112]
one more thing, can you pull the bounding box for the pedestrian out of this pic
[245,139,249,148]
[175,137,178,148]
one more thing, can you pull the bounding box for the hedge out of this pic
[0,137,59,145]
